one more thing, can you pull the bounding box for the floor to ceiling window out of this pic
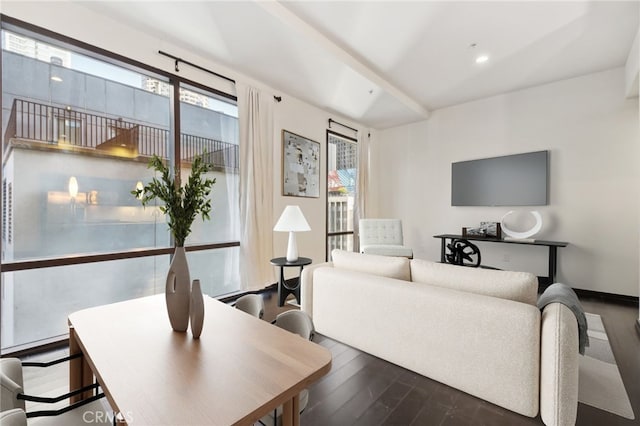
[179,83,240,297]
[326,130,358,260]
[0,21,240,352]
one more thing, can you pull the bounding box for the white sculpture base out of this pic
[500,211,543,240]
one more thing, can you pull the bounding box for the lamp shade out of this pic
[274,205,311,232]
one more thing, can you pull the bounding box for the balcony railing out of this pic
[3,98,238,171]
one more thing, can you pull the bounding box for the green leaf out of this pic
[132,152,216,247]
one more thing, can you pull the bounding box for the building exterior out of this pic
[1,37,240,350]
[327,133,358,257]
[3,31,71,66]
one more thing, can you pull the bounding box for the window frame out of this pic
[325,129,358,261]
[1,14,240,276]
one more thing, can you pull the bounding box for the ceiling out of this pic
[80,1,639,130]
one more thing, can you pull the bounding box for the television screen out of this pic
[451,151,548,206]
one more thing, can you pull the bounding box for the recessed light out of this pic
[51,76,62,82]
[475,55,489,64]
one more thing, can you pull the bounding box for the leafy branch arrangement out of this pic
[132,154,216,247]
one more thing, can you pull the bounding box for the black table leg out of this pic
[271,257,312,307]
[548,246,558,282]
[278,266,305,307]
[277,266,286,307]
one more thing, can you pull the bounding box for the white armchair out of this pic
[358,219,413,258]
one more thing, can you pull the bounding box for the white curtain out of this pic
[238,84,275,290]
[355,130,370,251]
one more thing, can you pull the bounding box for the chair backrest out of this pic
[359,219,404,246]
[0,409,27,426]
[0,358,25,411]
[274,310,315,341]
[234,294,265,319]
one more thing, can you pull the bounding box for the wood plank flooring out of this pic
[268,292,640,426]
[14,290,640,425]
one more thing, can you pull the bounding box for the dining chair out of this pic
[234,294,265,319]
[273,310,315,341]
[0,409,27,426]
[259,310,315,426]
[0,356,111,425]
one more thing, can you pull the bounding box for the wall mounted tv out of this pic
[451,150,549,206]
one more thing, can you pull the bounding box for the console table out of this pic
[433,234,568,286]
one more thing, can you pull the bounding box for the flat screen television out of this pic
[451,150,549,206]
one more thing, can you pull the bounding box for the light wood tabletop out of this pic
[68,295,332,426]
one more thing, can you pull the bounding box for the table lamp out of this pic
[274,205,311,262]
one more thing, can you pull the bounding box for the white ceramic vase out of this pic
[190,279,205,339]
[166,246,191,332]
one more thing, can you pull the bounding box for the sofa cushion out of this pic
[361,245,413,258]
[410,259,538,305]
[331,249,411,281]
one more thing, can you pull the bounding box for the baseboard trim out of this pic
[572,288,639,306]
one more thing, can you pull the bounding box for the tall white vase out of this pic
[166,246,191,332]
[190,279,205,339]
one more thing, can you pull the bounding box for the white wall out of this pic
[634,25,640,320]
[372,68,639,297]
[272,97,356,274]
[625,28,640,98]
[1,2,369,281]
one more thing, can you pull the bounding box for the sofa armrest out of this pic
[540,302,579,426]
[300,262,333,318]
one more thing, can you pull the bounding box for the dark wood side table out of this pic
[270,257,312,307]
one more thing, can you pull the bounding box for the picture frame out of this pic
[462,222,501,238]
[282,130,320,198]
[480,221,502,238]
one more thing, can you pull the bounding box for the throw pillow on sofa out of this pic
[331,249,411,281]
[410,259,538,305]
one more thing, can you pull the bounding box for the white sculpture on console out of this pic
[500,210,543,241]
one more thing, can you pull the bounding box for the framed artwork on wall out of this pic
[282,129,320,198]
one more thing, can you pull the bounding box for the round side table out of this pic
[270,257,312,307]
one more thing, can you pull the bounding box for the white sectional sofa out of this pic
[301,250,579,426]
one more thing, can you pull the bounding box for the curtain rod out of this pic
[158,51,281,102]
[158,50,235,84]
[328,118,357,133]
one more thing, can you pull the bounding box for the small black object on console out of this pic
[445,239,481,267]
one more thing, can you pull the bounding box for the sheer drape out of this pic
[238,84,275,290]
[354,131,370,251]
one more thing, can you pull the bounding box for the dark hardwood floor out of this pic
[16,290,639,426]
[262,290,640,426]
